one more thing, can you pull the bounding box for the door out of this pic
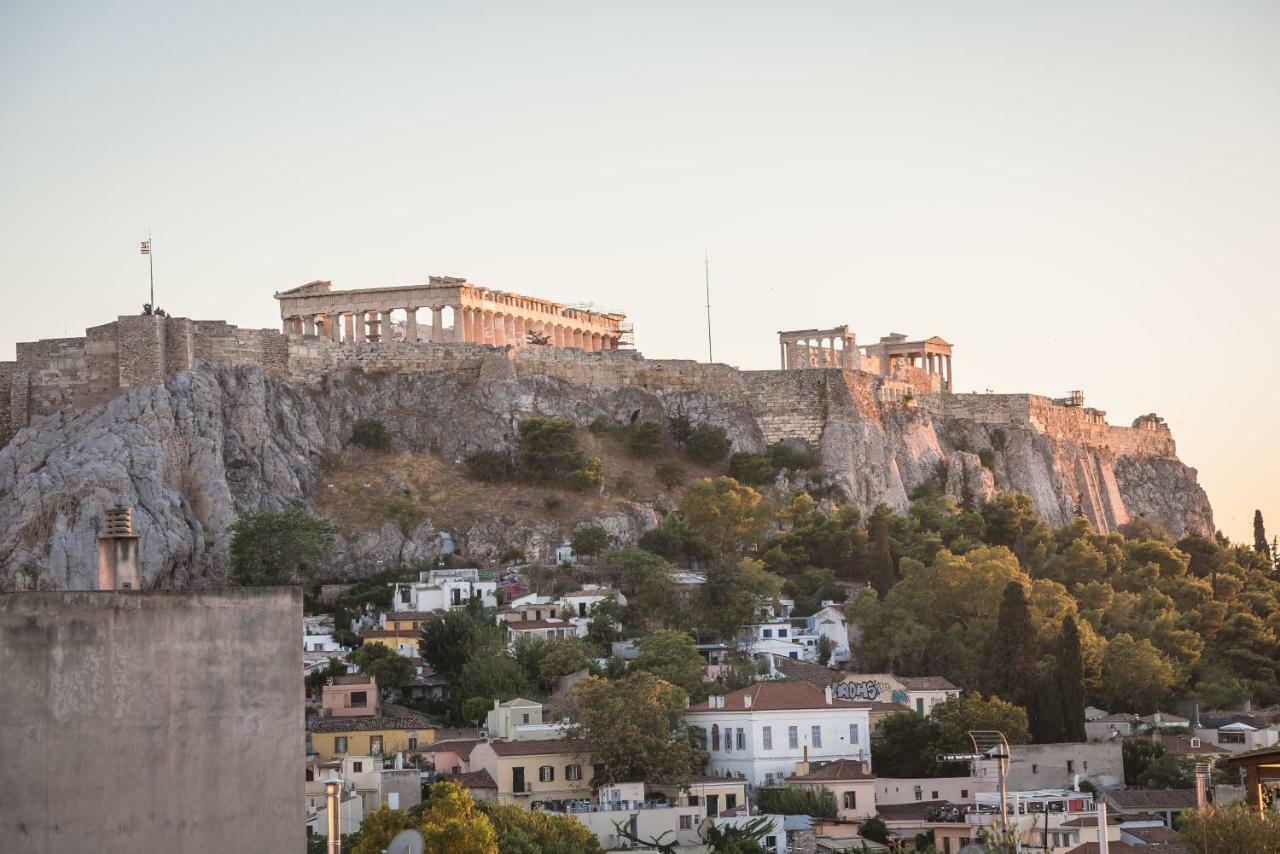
[512,766,526,794]
[706,794,719,816]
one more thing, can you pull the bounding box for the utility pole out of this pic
[704,252,713,363]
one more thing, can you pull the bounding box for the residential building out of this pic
[304,615,343,652]
[504,618,576,646]
[1138,711,1190,730]
[359,627,420,657]
[967,789,1113,854]
[1144,732,1229,761]
[486,697,563,741]
[785,758,876,820]
[1002,742,1125,791]
[308,716,434,762]
[498,595,562,623]
[1103,789,1198,828]
[711,814,789,854]
[561,587,626,635]
[468,738,595,807]
[1085,713,1141,742]
[400,666,450,702]
[537,782,704,850]
[320,674,381,718]
[305,754,421,816]
[804,603,851,664]
[875,800,972,854]
[382,611,438,632]
[651,777,751,819]
[685,682,872,786]
[1194,720,1280,754]
[831,673,960,716]
[391,568,498,613]
[422,738,482,775]
[875,776,992,806]
[738,620,822,663]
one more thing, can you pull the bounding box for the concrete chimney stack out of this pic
[97,506,140,590]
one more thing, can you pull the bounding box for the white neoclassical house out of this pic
[684,682,872,787]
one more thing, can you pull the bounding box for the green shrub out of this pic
[685,423,731,465]
[627,420,664,457]
[978,448,996,470]
[465,450,513,483]
[588,417,613,434]
[655,461,686,490]
[571,525,611,556]
[568,457,604,491]
[373,495,426,536]
[543,494,563,512]
[754,786,837,819]
[499,547,525,565]
[349,419,392,452]
[668,413,693,446]
[990,429,1007,451]
[769,441,816,471]
[317,452,345,474]
[729,452,778,486]
[518,417,586,481]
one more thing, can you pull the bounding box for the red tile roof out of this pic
[484,738,589,757]
[424,739,482,760]
[688,681,870,713]
[1105,789,1198,811]
[445,769,496,789]
[505,620,571,631]
[786,759,875,782]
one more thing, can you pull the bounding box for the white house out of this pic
[304,616,343,653]
[561,587,626,636]
[804,603,850,664]
[685,682,872,787]
[1193,721,1280,754]
[738,621,822,663]
[391,568,498,613]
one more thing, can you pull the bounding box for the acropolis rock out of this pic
[0,276,1214,589]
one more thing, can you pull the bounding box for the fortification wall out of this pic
[918,392,1176,458]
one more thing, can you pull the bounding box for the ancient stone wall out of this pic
[115,314,168,388]
[85,322,119,395]
[15,336,87,415]
[164,316,196,374]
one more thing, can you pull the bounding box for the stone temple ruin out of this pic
[778,325,954,394]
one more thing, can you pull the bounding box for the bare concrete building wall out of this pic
[0,588,304,854]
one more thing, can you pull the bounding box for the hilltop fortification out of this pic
[0,278,1213,589]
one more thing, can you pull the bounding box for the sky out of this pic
[1,1,1276,543]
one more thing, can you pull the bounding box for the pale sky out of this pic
[2,2,1277,543]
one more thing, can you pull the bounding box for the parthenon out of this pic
[274,276,629,352]
[779,326,954,392]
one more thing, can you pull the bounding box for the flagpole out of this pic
[148,228,154,310]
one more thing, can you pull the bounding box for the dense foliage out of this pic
[229,506,336,588]
[349,418,392,452]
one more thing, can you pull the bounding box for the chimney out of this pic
[97,506,140,590]
[824,684,833,705]
[795,745,810,778]
[744,694,752,709]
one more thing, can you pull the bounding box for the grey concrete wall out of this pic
[1006,741,1125,791]
[0,587,304,854]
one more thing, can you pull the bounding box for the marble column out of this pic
[354,312,366,343]
[431,307,444,343]
[303,316,316,336]
[405,308,418,343]
[341,313,353,342]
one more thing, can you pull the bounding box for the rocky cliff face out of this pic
[0,361,1213,590]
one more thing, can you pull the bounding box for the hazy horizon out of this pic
[2,1,1276,542]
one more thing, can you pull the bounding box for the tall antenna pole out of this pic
[704,252,713,363]
[148,228,155,310]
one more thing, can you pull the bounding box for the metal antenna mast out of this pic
[704,252,713,363]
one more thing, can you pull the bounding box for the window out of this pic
[1220,732,1246,745]
[334,737,348,753]
[1083,761,1089,770]
[689,795,700,806]
[353,761,363,773]
[370,735,383,755]
[788,726,799,749]
[350,691,368,707]
[522,713,530,724]
[914,785,922,802]
[566,764,582,781]
[811,725,822,749]
[707,795,719,817]
[512,767,526,793]
[408,734,418,750]
[539,765,555,782]
[916,698,925,715]
[387,793,400,809]
[712,724,721,751]
[961,789,969,799]
[849,724,859,745]
[306,768,314,782]
[1032,764,1038,774]
[844,791,857,809]
[762,629,773,638]
[789,651,798,659]
[931,790,939,799]
[726,794,737,810]
[778,628,788,638]
[762,726,773,750]
[679,814,693,830]
[1067,760,1075,773]
[736,728,745,751]
[765,834,778,852]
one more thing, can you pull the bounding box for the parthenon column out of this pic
[945,355,952,391]
[328,314,341,340]
[405,308,418,342]
[303,316,316,336]
[431,307,445,342]
[354,312,366,343]
[494,314,507,347]
[342,313,354,342]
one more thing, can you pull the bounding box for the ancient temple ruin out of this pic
[778,326,953,393]
[275,276,629,352]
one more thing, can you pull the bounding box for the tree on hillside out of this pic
[681,477,771,557]
[572,672,702,785]
[480,802,604,854]
[352,805,415,854]
[871,711,943,777]
[596,548,678,628]
[932,693,1031,749]
[633,630,707,701]
[229,506,336,588]
[1100,633,1178,712]
[1057,616,1087,742]
[417,780,499,854]
[684,423,732,464]
[983,582,1037,716]
[783,567,844,615]
[348,643,416,697]
[419,607,501,683]
[868,505,896,596]
[1255,510,1272,560]
[570,525,611,558]
[517,416,585,482]
[537,638,592,690]
[457,651,528,710]
[696,559,784,638]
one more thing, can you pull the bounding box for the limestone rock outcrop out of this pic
[0,361,1214,590]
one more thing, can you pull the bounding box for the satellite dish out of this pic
[386,828,424,854]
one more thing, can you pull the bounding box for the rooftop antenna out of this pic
[704,251,713,363]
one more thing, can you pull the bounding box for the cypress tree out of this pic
[1255,510,1271,560]
[1057,615,1087,742]
[868,507,896,596]
[1031,662,1066,744]
[985,581,1037,713]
